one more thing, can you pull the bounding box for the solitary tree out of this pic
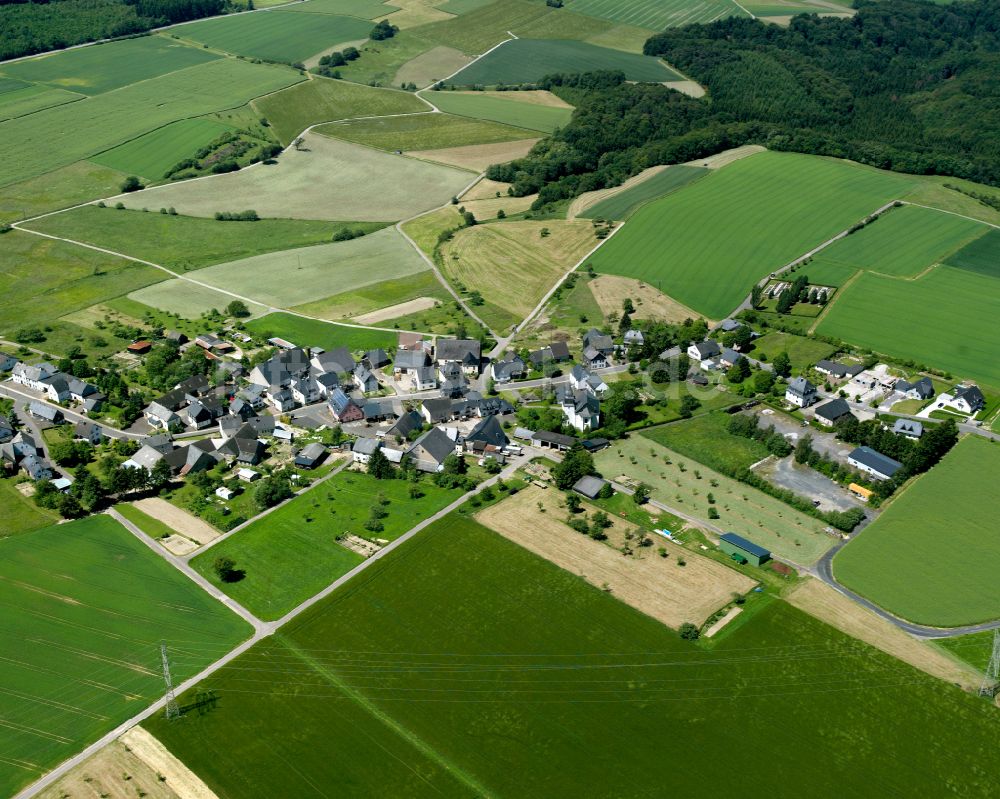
[367,447,394,480]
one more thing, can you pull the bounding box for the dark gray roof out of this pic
[387,410,423,439]
[787,376,816,396]
[954,384,985,408]
[848,446,903,478]
[352,437,381,455]
[422,397,453,422]
[691,340,721,359]
[394,348,429,370]
[295,442,327,465]
[409,427,454,465]
[572,475,607,499]
[893,419,923,436]
[720,532,770,559]
[814,398,852,421]
[436,339,480,364]
[532,430,576,448]
[465,415,508,448]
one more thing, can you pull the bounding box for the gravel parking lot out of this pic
[755,456,866,512]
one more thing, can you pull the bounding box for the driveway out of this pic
[755,456,866,513]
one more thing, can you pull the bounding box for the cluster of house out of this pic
[0,427,53,481]
[11,361,105,413]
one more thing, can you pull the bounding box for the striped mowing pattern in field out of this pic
[0,84,82,121]
[945,227,1000,279]
[569,0,748,28]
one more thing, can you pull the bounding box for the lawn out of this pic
[569,0,747,27]
[595,437,835,564]
[172,10,372,63]
[749,330,836,371]
[190,227,427,308]
[88,117,235,181]
[245,312,397,350]
[816,266,1000,389]
[808,204,986,278]
[0,230,163,338]
[0,161,127,225]
[945,227,1000,279]
[190,471,464,620]
[586,151,917,320]
[149,514,1000,798]
[834,436,1000,627]
[0,84,82,121]
[0,515,251,798]
[121,132,474,221]
[315,111,533,151]
[579,165,707,220]
[114,502,179,541]
[0,478,60,537]
[127,280,268,319]
[291,268,448,320]
[0,35,220,95]
[641,412,772,474]
[0,58,302,187]
[428,89,572,132]
[27,205,382,271]
[797,257,859,287]
[253,74,427,145]
[445,38,678,86]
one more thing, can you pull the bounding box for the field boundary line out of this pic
[904,200,1000,231]
[807,267,862,334]
[730,0,756,19]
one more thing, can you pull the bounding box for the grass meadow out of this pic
[797,257,859,287]
[945,227,1000,279]
[428,90,572,132]
[316,111,533,151]
[411,0,553,53]
[190,471,465,620]
[749,330,836,370]
[172,11,372,63]
[445,38,678,86]
[245,312,397,350]
[586,152,916,319]
[0,58,302,187]
[89,117,234,181]
[641,412,772,474]
[253,75,427,145]
[0,85,82,121]
[149,514,1000,798]
[127,280,268,319]
[579,164,707,220]
[0,35,220,95]
[0,161,126,225]
[569,0,746,27]
[937,630,998,673]
[27,205,381,271]
[834,436,1000,627]
[283,0,399,16]
[291,268,448,320]
[0,516,251,797]
[816,266,1000,389]
[0,478,60,537]
[595,437,835,564]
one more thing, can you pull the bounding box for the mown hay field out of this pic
[0,58,302,187]
[429,89,572,132]
[834,436,1000,627]
[244,311,397,350]
[446,38,678,86]
[815,266,1000,389]
[0,516,251,798]
[945,227,1000,279]
[27,205,381,272]
[0,84,82,121]
[128,280,268,319]
[316,110,533,151]
[0,35,220,95]
[120,133,474,221]
[284,0,400,16]
[587,151,917,319]
[0,161,126,225]
[578,164,707,220]
[148,514,1000,798]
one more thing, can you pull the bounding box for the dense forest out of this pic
[489,0,1000,205]
[0,0,238,60]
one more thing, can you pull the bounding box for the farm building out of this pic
[352,437,380,465]
[29,402,63,424]
[719,532,771,566]
[572,475,607,499]
[847,446,903,481]
[127,340,152,354]
[295,442,327,469]
[531,430,576,451]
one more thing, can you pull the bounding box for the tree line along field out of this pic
[26,205,386,272]
[578,164,707,220]
[586,151,917,320]
[834,436,1000,627]
[0,57,302,187]
[190,471,467,620]
[315,111,535,152]
[444,39,679,86]
[148,514,1000,798]
[428,90,572,132]
[0,516,251,798]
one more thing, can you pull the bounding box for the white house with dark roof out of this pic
[407,427,456,472]
[687,340,721,364]
[785,377,817,408]
[435,339,481,375]
[895,376,935,401]
[11,362,57,391]
[569,365,608,397]
[813,398,853,427]
[946,384,985,415]
[560,387,601,432]
[848,446,902,481]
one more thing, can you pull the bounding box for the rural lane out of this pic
[0,382,144,440]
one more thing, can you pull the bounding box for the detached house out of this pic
[582,346,609,370]
[393,348,429,376]
[583,329,614,357]
[464,414,508,453]
[893,419,923,439]
[407,427,456,472]
[947,384,985,415]
[352,437,381,465]
[328,388,364,423]
[895,376,935,401]
[491,355,526,383]
[813,398,853,427]
[687,340,721,364]
[815,360,864,380]
[354,365,379,394]
[623,329,644,347]
[569,365,608,397]
[559,388,601,432]
[436,339,481,375]
[529,341,571,369]
[785,377,818,408]
[311,347,355,376]
[848,446,902,481]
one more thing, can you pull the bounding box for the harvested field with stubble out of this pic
[476,485,754,628]
[351,296,438,323]
[316,111,534,151]
[131,498,220,545]
[460,191,536,218]
[393,44,472,87]
[119,133,475,221]
[589,274,704,322]
[408,137,539,171]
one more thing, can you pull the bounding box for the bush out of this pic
[678,622,699,640]
[120,175,143,193]
[214,210,259,222]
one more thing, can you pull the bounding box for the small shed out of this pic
[127,340,152,354]
[572,475,607,499]
[215,486,236,501]
[719,532,771,566]
[294,442,327,469]
[237,468,260,482]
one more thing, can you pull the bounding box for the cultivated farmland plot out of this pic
[428,89,572,132]
[244,312,398,350]
[0,84,82,121]
[0,516,251,798]
[569,0,746,28]
[147,515,1000,798]
[89,118,235,181]
[315,111,535,151]
[120,132,474,221]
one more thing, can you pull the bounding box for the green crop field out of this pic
[580,165,707,220]
[428,90,572,132]
[245,312,397,350]
[0,478,60,537]
[128,279,268,319]
[191,471,465,619]
[0,84,82,121]
[254,73,428,146]
[945,227,1000,279]
[121,133,473,221]
[810,205,985,278]
[285,0,399,16]
[173,10,372,63]
[437,0,494,12]
[0,161,126,225]
[0,515,251,797]
[797,257,858,287]
[586,152,917,320]
[834,436,1000,626]
[89,117,235,180]
[641,412,772,474]
[595,436,835,563]
[27,205,382,271]
[816,266,1000,389]
[149,514,1000,797]
[749,331,836,370]
[316,111,533,151]
[569,0,746,27]
[292,268,448,319]
[0,230,163,337]
[446,39,678,86]
[938,631,997,673]
[187,227,426,307]
[0,58,302,187]
[411,0,553,53]
[0,36,220,95]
